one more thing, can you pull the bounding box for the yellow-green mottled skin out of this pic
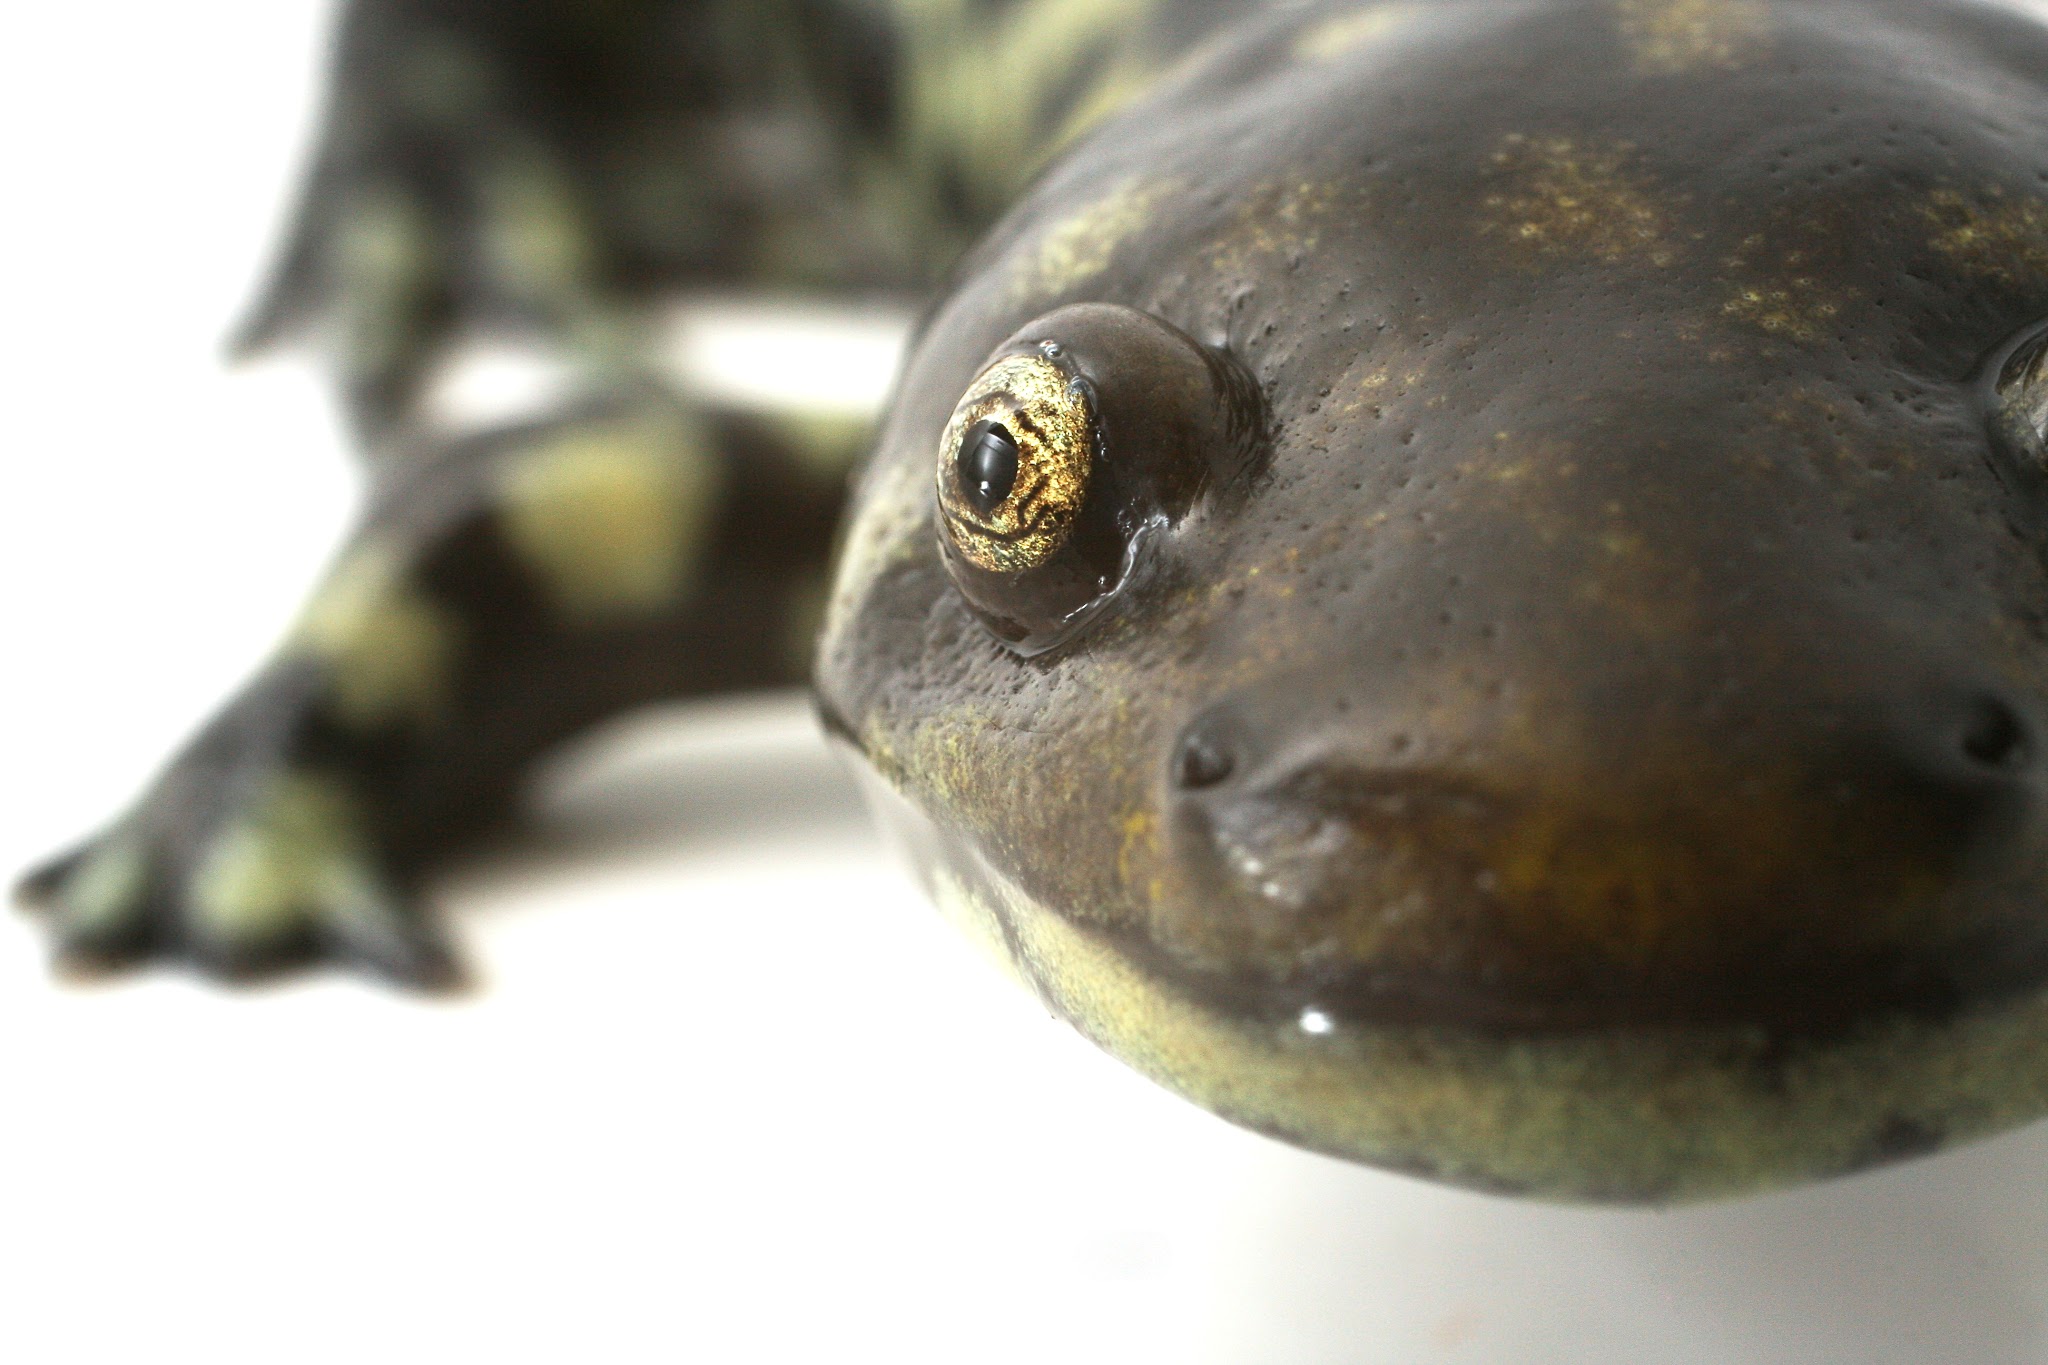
[289,541,461,730]
[26,0,2048,1203]
[495,409,722,618]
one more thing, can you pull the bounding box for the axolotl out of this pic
[24,0,2048,1202]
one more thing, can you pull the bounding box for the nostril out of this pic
[1173,729,1236,790]
[1961,695,2030,770]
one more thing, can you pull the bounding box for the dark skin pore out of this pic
[25,0,2048,1199]
[835,0,2048,1023]
[821,0,2048,1196]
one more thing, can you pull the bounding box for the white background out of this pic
[5,4,2048,1361]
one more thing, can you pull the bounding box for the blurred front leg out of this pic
[20,388,845,985]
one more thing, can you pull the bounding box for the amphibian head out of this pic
[817,0,2048,1201]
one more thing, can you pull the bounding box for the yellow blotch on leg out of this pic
[184,774,452,980]
[52,838,149,938]
[495,408,721,620]
[187,775,373,946]
[289,542,458,730]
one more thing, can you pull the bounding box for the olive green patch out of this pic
[1613,0,1769,75]
[289,541,459,730]
[334,189,436,377]
[1208,178,1338,280]
[53,839,149,938]
[1923,187,2048,285]
[1479,134,1678,267]
[1006,174,1178,304]
[479,151,598,310]
[496,408,721,619]
[186,774,385,948]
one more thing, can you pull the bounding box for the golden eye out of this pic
[934,352,1094,573]
[930,304,1267,656]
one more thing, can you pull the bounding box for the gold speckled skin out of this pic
[26,0,2048,1204]
[820,0,2048,1199]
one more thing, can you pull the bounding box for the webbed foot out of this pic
[16,701,462,990]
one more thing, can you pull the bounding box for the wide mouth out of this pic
[1151,681,2048,1043]
[1074,922,2031,1042]
[1140,791,2048,1041]
[837,740,2048,1203]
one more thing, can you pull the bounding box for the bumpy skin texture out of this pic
[820,0,2048,1199]
[26,0,2048,1200]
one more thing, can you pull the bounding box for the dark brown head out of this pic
[820,0,2048,1200]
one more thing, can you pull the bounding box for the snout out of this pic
[1157,668,2048,1037]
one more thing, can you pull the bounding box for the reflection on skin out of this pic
[503,693,2048,1361]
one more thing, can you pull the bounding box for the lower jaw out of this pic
[846,757,2048,1204]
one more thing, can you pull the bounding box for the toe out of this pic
[24,772,468,990]
[15,844,97,913]
[319,877,467,992]
[44,840,159,973]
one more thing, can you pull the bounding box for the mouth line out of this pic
[938,825,2048,1202]
[1113,926,2006,1042]
[1116,850,2048,1040]
[1173,757,2048,1040]
[838,745,2048,1202]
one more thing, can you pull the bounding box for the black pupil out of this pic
[956,419,1020,516]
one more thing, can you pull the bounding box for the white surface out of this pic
[6,4,2048,1362]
